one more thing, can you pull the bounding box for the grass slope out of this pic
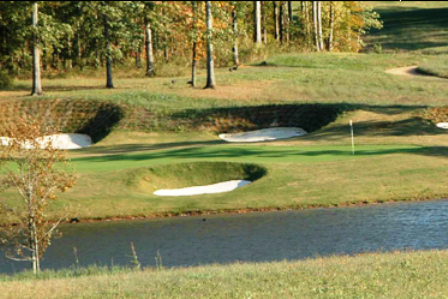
[1,250,448,298]
[366,1,448,52]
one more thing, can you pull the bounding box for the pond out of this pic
[2,199,448,274]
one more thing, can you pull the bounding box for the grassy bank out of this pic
[1,250,448,298]
[418,57,448,78]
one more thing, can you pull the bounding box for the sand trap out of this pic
[219,127,307,143]
[154,180,251,197]
[0,133,92,150]
[385,66,420,76]
[437,123,448,129]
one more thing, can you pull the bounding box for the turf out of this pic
[366,1,448,52]
[2,250,448,299]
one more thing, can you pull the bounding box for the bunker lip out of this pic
[0,133,92,150]
[219,127,307,143]
[154,180,251,197]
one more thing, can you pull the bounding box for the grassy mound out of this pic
[127,162,267,194]
[0,99,123,142]
[417,58,448,78]
[174,104,347,134]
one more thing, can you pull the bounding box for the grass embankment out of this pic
[366,1,448,53]
[418,57,448,78]
[1,250,448,298]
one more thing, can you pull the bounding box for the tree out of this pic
[204,1,216,89]
[191,1,199,86]
[31,2,43,96]
[144,2,155,77]
[312,1,319,51]
[0,117,76,275]
[273,1,279,42]
[104,2,114,88]
[232,1,240,69]
[317,1,324,51]
[328,1,335,51]
[253,1,261,45]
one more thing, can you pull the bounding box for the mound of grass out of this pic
[417,58,448,78]
[2,250,448,298]
[129,162,266,194]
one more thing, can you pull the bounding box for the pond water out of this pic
[2,199,448,274]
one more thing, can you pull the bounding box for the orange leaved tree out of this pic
[0,117,76,275]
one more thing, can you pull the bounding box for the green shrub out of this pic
[0,70,13,89]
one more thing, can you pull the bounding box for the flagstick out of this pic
[350,120,355,155]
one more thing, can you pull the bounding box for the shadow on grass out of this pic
[367,6,448,50]
[73,145,448,164]
[76,139,226,155]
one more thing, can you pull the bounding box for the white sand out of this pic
[0,133,92,150]
[154,180,251,197]
[385,66,420,76]
[437,123,448,129]
[219,127,307,143]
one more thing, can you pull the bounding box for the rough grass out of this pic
[2,250,448,299]
[418,57,448,78]
[2,53,448,108]
[366,2,448,52]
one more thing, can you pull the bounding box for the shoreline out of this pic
[60,195,447,225]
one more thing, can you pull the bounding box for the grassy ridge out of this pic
[418,57,448,78]
[1,250,448,298]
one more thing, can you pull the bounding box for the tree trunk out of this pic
[317,1,324,51]
[273,1,279,42]
[191,1,198,86]
[204,1,216,89]
[304,1,311,48]
[253,1,262,45]
[284,1,289,43]
[68,37,73,69]
[262,2,267,44]
[232,2,239,69]
[104,9,114,88]
[287,1,292,42]
[288,1,293,21]
[31,2,42,96]
[328,1,334,51]
[312,1,319,51]
[162,1,169,62]
[145,18,155,77]
[279,1,283,43]
[29,216,40,274]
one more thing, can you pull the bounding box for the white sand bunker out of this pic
[437,123,448,129]
[219,127,307,143]
[154,180,251,197]
[0,133,92,150]
[385,66,420,76]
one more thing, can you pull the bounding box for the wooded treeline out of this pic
[0,1,381,93]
